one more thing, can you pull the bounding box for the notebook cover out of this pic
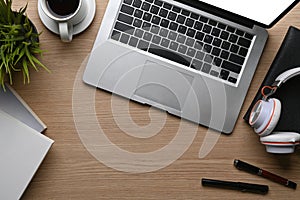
[0,84,47,133]
[0,110,54,200]
[243,26,300,133]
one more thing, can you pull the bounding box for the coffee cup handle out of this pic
[58,22,73,42]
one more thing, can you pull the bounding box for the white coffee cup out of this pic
[40,0,88,42]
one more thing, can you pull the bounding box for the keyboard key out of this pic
[152,35,161,44]
[236,29,244,36]
[245,33,254,40]
[170,41,179,51]
[176,15,186,24]
[178,44,188,54]
[111,30,121,41]
[133,19,142,28]
[143,32,153,41]
[149,44,191,66]
[187,48,196,57]
[217,23,226,29]
[134,9,143,18]
[134,29,144,38]
[221,41,230,50]
[203,25,212,34]
[203,44,212,53]
[151,16,161,25]
[115,22,134,34]
[142,21,151,31]
[143,13,152,22]
[159,28,168,37]
[168,12,177,21]
[120,33,130,44]
[204,35,213,44]
[238,47,248,57]
[161,38,170,47]
[145,0,154,3]
[238,37,251,48]
[208,19,217,26]
[213,57,222,66]
[185,18,195,27]
[196,51,205,60]
[210,70,219,77]
[191,59,203,70]
[202,63,212,73]
[230,44,239,53]
[194,41,203,50]
[150,25,160,34]
[169,22,178,31]
[204,54,213,63]
[226,26,235,33]
[186,28,196,37]
[220,50,229,59]
[194,21,203,31]
[118,13,133,25]
[222,61,241,74]
[178,25,187,34]
[212,47,221,56]
[168,31,177,40]
[133,0,142,8]
[185,38,195,47]
[195,32,204,41]
[129,36,139,47]
[160,19,170,28]
[154,0,163,6]
[159,8,168,17]
[200,16,208,23]
[181,10,190,16]
[220,31,229,40]
[229,34,238,43]
[212,38,222,47]
[142,2,151,11]
[229,54,245,65]
[172,6,181,13]
[228,77,237,84]
[150,5,160,14]
[191,13,199,20]
[177,35,186,43]
[137,40,149,50]
[163,2,172,9]
[211,28,220,37]
[121,4,134,15]
[124,0,133,5]
[220,69,229,80]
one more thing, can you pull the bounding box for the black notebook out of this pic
[244,26,300,133]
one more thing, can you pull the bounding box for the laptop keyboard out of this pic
[110,0,254,85]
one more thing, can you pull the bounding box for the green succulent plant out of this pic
[0,0,49,90]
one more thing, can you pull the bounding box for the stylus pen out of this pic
[234,159,297,189]
[201,178,269,194]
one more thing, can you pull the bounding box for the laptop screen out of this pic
[199,0,298,26]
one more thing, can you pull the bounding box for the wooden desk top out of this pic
[10,0,300,199]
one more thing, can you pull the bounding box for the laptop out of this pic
[83,0,299,134]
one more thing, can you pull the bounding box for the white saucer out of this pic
[38,0,96,36]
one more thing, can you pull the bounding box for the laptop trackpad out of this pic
[134,61,194,111]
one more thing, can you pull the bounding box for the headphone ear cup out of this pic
[250,98,281,136]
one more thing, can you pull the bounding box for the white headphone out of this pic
[249,67,300,154]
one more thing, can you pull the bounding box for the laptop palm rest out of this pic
[134,60,194,112]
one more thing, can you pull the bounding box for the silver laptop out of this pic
[83,0,299,134]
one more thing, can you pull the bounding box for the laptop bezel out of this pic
[175,0,300,29]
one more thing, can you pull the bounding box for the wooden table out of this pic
[10,0,300,199]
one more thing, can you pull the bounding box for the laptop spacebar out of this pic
[148,44,191,67]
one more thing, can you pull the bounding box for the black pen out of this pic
[201,178,269,194]
[234,159,297,189]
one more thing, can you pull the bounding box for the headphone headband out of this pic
[272,67,300,87]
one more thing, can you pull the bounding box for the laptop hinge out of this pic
[174,0,256,29]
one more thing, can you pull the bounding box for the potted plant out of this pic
[0,0,49,90]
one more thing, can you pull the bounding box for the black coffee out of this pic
[46,0,80,17]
